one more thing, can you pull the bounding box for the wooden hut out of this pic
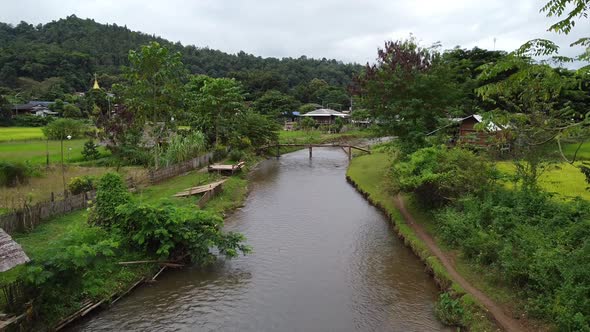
[0,228,30,272]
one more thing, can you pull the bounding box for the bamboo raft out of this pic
[173,179,227,198]
[208,161,245,174]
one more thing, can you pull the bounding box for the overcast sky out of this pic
[1,0,588,65]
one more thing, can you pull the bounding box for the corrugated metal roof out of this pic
[301,108,349,117]
[0,228,30,272]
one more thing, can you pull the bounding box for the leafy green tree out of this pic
[117,42,186,127]
[62,103,82,118]
[42,118,85,140]
[186,75,245,145]
[354,38,460,153]
[252,90,300,119]
[232,111,280,147]
[82,139,101,160]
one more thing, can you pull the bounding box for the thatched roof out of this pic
[0,228,30,272]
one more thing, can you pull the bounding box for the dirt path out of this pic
[393,195,526,332]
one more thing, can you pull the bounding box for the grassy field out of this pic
[0,166,147,210]
[0,127,45,142]
[496,161,590,200]
[0,138,108,165]
[561,142,590,160]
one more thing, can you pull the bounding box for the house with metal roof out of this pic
[300,108,349,124]
[11,101,63,117]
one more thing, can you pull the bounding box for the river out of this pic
[73,148,448,332]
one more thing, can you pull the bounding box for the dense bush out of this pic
[88,173,131,227]
[212,144,227,161]
[228,149,245,162]
[435,293,465,326]
[0,161,32,187]
[114,202,250,263]
[300,116,316,131]
[391,146,494,207]
[23,226,120,321]
[11,115,55,127]
[436,189,590,330]
[81,140,101,161]
[68,175,95,195]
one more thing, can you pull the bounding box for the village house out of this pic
[11,101,60,117]
[300,108,349,125]
[428,114,508,148]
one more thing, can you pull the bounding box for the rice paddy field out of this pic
[0,127,45,142]
[0,139,109,165]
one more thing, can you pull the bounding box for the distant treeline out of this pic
[0,15,361,101]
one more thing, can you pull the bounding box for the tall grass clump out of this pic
[162,131,206,166]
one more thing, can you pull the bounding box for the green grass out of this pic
[0,139,108,165]
[558,142,590,161]
[496,161,590,200]
[0,127,45,142]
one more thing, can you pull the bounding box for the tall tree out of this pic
[353,38,459,153]
[252,90,300,119]
[117,42,186,127]
[186,75,245,145]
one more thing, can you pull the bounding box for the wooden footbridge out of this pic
[267,143,371,160]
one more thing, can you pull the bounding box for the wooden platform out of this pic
[173,179,227,197]
[208,161,245,174]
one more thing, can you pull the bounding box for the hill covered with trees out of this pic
[0,15,361,103]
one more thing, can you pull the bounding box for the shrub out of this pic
[300,116,316,131]
[213,144,227,161]
[435,188,590,330]
[22,226,119,321]
[88,173,131,227]
[391,146,494,207]
[11,115,55,127]
[115,202,251,263]
[228,149,245,162]
[68,175,95,195]
[62,104,82,118]
[435,293,465,326]
[0,162,31,187]
[81,140,101,161]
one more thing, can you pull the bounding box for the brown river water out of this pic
[71,148,448,332]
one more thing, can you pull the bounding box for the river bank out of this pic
[346,152,505,332]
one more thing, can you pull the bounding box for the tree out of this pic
[117,42,186,128]
[42,118,85,140]
[185,75,245,146]
[353,38,460,153]
[62,103,82,118]
[252,90,300,119]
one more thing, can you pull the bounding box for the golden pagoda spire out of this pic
[92,73,100,90]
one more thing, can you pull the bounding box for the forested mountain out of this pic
[0,15,361,100]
